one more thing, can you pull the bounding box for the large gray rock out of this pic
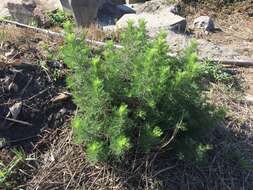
[69,0,107,27]
[116,9,186,33]
[60,0,72,13]
[62,0,135,27]
[193,16,215,32]
[0,0,62,18]
[7,0,36,24]
[99,3,135,26]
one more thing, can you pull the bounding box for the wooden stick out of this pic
[0,19,123,48]
[1,19,253,67]
[0,19,63,37]
[4,117,33,126]
[213,59,253,67]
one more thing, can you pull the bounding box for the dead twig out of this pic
[152,165,177,178]
[26,87,51,101]
[0,19,64,38]
[213,59,253,67]
[0,19,123,49]
[20,76,33,97]
[9,135,37,143]
[3,117,33,126]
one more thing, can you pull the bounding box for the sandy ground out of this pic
[131,0,253,60]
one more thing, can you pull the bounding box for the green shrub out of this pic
[47,9,72,27]
[61,21,223,163]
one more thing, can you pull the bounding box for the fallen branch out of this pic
[213,59,253,67]
[4,117,33,126]
[0,19,123,49]
[26,87,51,101]
[0,19,63,37]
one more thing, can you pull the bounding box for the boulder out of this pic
[35,0,62,11]
[116,9,186,33]
[1,0,62,18]
[69,0,107,26]
[133,0,166,14]
[98,2,135,26]
[60,0,72,13]
[193,16,215,32]
[64,0,135,27]
[7,0,36,24]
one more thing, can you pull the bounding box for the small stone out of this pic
[245,94,253,105]
[193,16,215,32]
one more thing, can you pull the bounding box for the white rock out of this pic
[116,9,186,32]
[103,25,116,32]
[245,94,253,105]
[193,16,215,32]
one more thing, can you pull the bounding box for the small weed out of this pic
[28,18,39,27]
[47,9,73,27]
[0,149,25,188]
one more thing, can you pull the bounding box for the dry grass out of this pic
[16,72,253,190]
[0,25,24,42]
[23,128,128,190]
[81,24,121,42]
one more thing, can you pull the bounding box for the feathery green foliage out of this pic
[61,20,224,163]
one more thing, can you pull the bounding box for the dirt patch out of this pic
[0,24,75,177]
[178,0,253,59]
